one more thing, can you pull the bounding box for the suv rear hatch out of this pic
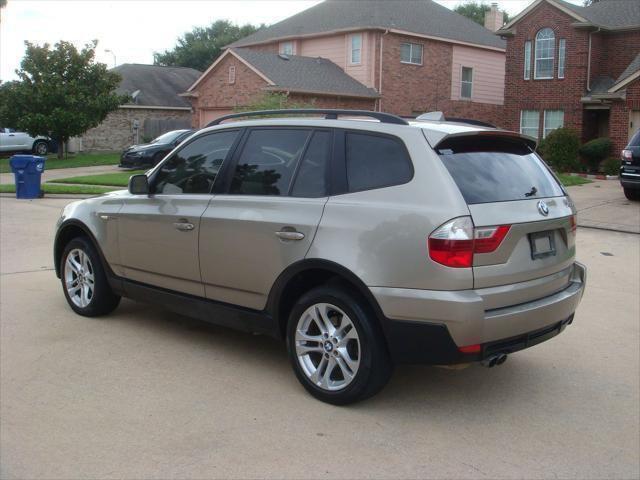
[621,128,640,176]
[434,133,576,307]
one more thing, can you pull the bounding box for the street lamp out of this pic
[104,49,116,68]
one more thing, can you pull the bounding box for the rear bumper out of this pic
[620,175,640,189]
[373,262,586,364]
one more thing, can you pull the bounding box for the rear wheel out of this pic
[624,187,640,201]
[60,237,120,316]
[32,140,48,156]
[286,285,392,405]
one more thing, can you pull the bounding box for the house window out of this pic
[534,28,555,79]
[280,41,294,55]
[400,43,423,65]
[520,110,540,138]
[461,66,473,99]
[350,34,362,64]
[558,39,566,79]
[228,65,236,84]
[524,41,532,80]
[543,110,564,138]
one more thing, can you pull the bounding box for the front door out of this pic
[199,128,333,310]
[117,129,241,296]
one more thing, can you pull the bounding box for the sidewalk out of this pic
[0,164,121,184]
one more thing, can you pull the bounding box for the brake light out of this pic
[428,217,511,268]
[622,149,632,161]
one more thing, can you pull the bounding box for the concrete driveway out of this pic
[0,196,639,479]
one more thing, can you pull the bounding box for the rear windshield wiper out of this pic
[525,186,538,197]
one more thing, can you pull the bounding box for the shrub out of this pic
[602,157,621,176]
[579,137,612,173]
[537,128,581,172]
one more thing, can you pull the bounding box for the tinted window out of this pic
[345,132,413,192]
[437,136,564,204]
[230,129,311,196]
[153,130,238,194]
[151,130,188,144]
[291,131,331,197]
[629,129,640,147]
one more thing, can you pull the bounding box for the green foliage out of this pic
[602,157,621,176]
[0,41,127,158]
[579,137,613,172]
[453,1,510,26]
[51,170,145,187]
[154,20,262,71]
[537,128,581,173]
[0,153,119,174]
[556,173,592,187]
[234,92,317,113]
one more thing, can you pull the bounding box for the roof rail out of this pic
[206,109,410,127]
[411,111,496,129]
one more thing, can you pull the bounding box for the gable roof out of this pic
[609,53,640,92]
[499,0,640,33]
[113,64,202,108]
[228,0,505,51]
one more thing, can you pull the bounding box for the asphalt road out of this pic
[1,195,638,479]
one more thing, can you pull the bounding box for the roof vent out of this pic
[416,111,445,121]
[278,54,290,61]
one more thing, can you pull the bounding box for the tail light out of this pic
[622,149,632,161]
[428,217,511,268]
[570,214,577,237]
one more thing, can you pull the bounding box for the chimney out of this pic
[484,3,504,32]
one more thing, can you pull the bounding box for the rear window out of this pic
[628,129,640,147]
[437,136,564,204]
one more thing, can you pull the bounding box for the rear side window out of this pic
[230,129,311,196]
[437,136,564,204]
[345,132,413,192]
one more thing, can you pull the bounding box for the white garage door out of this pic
[200,109,234,128]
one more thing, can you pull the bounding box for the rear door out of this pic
[198,127,331,310]
[437,134,575,292]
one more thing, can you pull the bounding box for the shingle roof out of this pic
[228,0,505,50]
[231,48,379,98]
[552,0,639,30]
[614,53,640,86]
[113,64,202,108]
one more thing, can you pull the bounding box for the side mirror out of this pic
[128,174,149,195]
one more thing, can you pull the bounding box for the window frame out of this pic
[524,40,532,80]
[228,65,236,84]
[557,38,566,79]
[349,33,362,65]
[148,128,243,196]
[280,41,294,55]
[534,28,555,80]
[460,66,473,99]
[543,109,564,138]
[400,42,423,65]
[520,110,540,139]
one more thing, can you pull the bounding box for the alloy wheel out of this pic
[64,248,95,308]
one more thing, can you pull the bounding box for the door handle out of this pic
[275,230,305,241]
[174,219,195,231]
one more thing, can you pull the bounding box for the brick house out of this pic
[79,64,201,151]
[183,0,507,128]
[497,0,640,154]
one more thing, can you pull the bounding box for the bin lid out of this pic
[9,155,36,170]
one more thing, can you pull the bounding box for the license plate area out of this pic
[529,230,556,260]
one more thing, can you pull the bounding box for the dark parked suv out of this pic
[621,128,640,201]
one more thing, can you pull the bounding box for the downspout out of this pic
[586,27,601,93]
[378,29,389,111]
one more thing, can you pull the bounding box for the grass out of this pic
[0,153,120,174]
[557,174,593,187]
[0,184,118,195]
[51,170,145,187]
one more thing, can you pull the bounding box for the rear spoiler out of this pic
[424,129,538,151]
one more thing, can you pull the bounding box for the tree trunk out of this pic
[57,139,65,159]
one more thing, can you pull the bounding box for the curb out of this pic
[569,173,619,180]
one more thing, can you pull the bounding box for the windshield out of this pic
[151,130,187,144]
[437,136,564,204]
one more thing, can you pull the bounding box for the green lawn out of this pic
[0,183,119,195]
[51,170,145,187]
[0,153,120,174]
[557,174,593,187]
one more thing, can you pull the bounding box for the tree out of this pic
[154,20,263,72]
[0,41,127,158]
[454,1,510,26]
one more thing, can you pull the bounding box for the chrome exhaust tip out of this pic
[481,353,508,368]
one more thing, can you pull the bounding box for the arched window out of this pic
[535,28,555,79]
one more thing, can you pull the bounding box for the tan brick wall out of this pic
[81,107,191,151]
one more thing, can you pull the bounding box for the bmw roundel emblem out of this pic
[537,200,549,216]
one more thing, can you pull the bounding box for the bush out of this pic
[579,137,613,173]
[602,157,621,176]
[537,128,581,173]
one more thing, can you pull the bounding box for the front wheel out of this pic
[32,140,49,156]
[623,187,640,201]
[286,285,393,405]
[60,237,120,316]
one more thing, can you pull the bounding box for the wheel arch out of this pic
[266,259,388,340]
[54,220,111,279]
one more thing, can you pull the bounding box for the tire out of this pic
[286,284,393,405]
[32,140,49,156]
[623,187,640,201]
[60,237,120,317]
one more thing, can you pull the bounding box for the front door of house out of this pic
[630,110,640,141]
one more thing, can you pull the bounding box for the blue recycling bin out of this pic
[9,155,46,199]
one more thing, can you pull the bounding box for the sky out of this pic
[0,0,584,82]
